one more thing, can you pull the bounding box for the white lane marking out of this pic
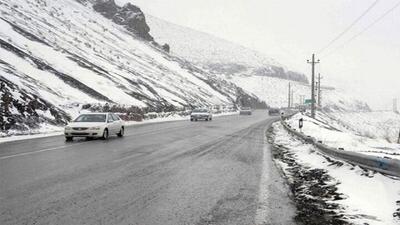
[255,128,270,225]
[0,142,86,160]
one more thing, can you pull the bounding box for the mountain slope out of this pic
[146,15,309,83]
[0,0,263,135]
[146,15,369,111]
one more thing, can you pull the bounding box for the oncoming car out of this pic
[190,108,212,121]
[239,107,252,115]
[64,113,124,141]
[268,108,280,116]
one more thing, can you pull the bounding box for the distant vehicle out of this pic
[268,108,280,116]
[190,108,212,121]
[239,107,252,115]
[64,113,124,141]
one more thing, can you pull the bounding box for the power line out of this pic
[318,0,381,54]
[322,0,400,58]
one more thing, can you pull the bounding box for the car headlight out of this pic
[91,126,101,130]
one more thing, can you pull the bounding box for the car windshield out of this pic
[73,114,106,122]
[192,109,208,113]
[241,107,251,110]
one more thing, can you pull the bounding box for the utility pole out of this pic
[307,54,320,118]
[288,82,291,108]
[317,73,322,107]
[291,89,294,108]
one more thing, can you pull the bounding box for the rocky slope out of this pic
[92,0,153,41]
[0,0,368,136]
[0,0,263,135]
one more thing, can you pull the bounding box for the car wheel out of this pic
[209,117,212,121]
[65,136,73,142]
[195,119,198,121]
[205,118,208,121]
[117,127,124,137]
[102,129,109,140]
[190,118,194,121]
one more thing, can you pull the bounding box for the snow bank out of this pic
[285,112,400,160]
[272,122,400,225]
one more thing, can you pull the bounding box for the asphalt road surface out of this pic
[0,111,295,225]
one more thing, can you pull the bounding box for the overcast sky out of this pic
[116,0,399,110]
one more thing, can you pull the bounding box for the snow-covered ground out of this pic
[328,111,400,143]
[285,112,400,160]
[272,122,400,225]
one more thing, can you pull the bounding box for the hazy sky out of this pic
[117,0,399,110]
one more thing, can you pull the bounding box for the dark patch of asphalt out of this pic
[0,111,295,225]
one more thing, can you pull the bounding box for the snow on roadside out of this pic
[285,112,400,160]
[271,122,400,225]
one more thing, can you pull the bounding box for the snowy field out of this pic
[271,122,400,225]
[285,112,400,160]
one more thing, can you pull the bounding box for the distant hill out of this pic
[0,0,368,136]
[146,15,309,83]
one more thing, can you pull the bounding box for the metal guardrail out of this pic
[280,117,400,178]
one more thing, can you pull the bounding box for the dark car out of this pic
[268,108,280,116]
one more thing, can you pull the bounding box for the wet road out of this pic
[0,111,295,225]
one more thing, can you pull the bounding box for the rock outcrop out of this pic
[93,0,153,41]
[0,78,70,133]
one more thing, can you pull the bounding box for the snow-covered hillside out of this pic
[146,14,371,111]
[0,0,370,137]
[328,111,400,143]
[227,75,370,110]
[0,0,264,135]
[146,15,309,83]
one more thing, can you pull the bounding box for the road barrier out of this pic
[280,117,400,178]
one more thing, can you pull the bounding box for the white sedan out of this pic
[190,108,213,121]
[64,113,124,141]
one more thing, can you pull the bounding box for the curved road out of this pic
[0,111,295,225]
